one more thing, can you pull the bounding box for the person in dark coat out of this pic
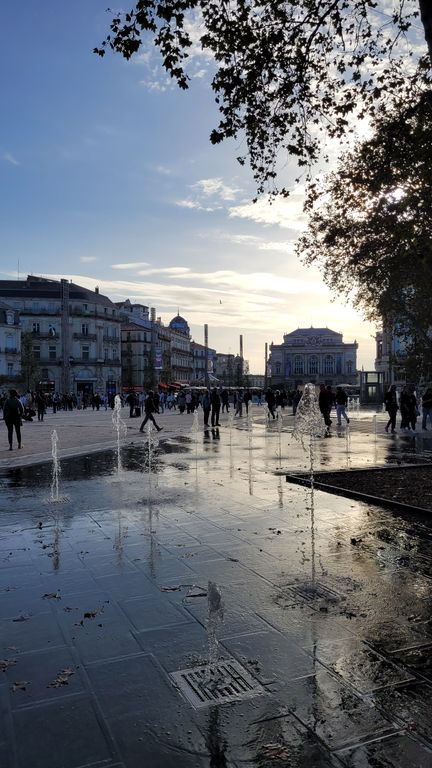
[318,384,332,428]
[211,388,221,427]
[139,391,163,432]
[202,389,211,427]
[265,388,276,419]
[384,384,398,433]
[3,389,24,450]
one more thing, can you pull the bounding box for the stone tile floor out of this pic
[0,407,432,766]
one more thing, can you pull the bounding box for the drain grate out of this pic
[290,581,341,603]
[170,658,265,709]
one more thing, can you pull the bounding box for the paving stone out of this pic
[13,694,116,768]
[307,638,415,694]
[337,731,432,767]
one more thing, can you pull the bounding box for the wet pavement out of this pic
[1,406,432,767]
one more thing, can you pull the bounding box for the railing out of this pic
[2,347,19,354]
[73,333,97,341]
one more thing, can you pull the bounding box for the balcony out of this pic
[73,333,97,341]
[31,331,59,340]
[2,347,19,355]
[103,336,120,343]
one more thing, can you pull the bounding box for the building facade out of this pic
[116,301,154,391]
[0,301,21,384]
[190,341,217,384]
[0,276,122,394]
[168,314,193,384]
[269,327,358,389]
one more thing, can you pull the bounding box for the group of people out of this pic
[384,385,432,433]
[318,384,350,430]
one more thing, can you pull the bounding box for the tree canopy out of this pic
[298,92,432,378]
[96,0,432,195]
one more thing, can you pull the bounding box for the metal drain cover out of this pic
[290,581,341,603]
[170,658,265,709]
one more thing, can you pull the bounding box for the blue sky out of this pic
[0,0,377,372]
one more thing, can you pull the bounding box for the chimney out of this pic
[150,307,156,322]
[95,286,99,294]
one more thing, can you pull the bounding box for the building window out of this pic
[309,356,318,375]
[32,322,40,333]
[33,345,41,360]
[82,345,90,360]
[41,369,49,379]
[32,302,39,312]
[48,325,56,337]
[7,363,13,375]
[346,360,353,375]
[104,348,109,360]
[6,334,14,350]
[112,348,118,359]
[81,323,89,336]
[48,303,56,313]
[83,303,88,312]
[294,356,304,375]
[275,361,281,375]
[6,311,14,325]
[48,345,57,360]
[324,355,334,375]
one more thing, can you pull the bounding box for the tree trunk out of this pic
[419,0,432,67]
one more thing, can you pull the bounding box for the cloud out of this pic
[111,261,151,270]
[3,152,20,166]
[229,187,307,231]
[79,256,98,263]
[191,177,241,201]
[176,199,220,212]
[137,267,191,276]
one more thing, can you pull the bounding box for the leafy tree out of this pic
[299,92,432,379]
[20,331,41,390]
[96,1,432,194]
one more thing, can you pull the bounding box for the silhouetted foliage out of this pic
[95,1,432,195]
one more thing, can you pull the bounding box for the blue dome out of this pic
[169,314,190,334]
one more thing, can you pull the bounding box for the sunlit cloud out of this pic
[79,256,98,263]
[137,267,191,276]
[229,187,307,231]
[3,152,20,166]
[191,177,241,201]
[111,261,150,270]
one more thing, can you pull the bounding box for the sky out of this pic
[0,1,379,373]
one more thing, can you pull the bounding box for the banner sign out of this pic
[155,346,163,370]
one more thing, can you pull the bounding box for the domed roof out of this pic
[169,314,190,334]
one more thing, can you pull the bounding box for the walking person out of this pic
[235,389,244,417]
[3,389,24,450]
[335,386,349,426]
[221,389,229,413]
[202,389,211,427]
[422,387,432,430]
[318,384,332,428]
[139,391,163,432]
[211,388,221,427]
[384,384,398,433]
[35,391,46,422]
[265,388,276,419]
[244,389,252,415]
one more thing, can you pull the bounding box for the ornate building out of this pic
[168,314,193,384]
[0,301,21,384]
[269,327,358,389]
[0,276,122,394]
